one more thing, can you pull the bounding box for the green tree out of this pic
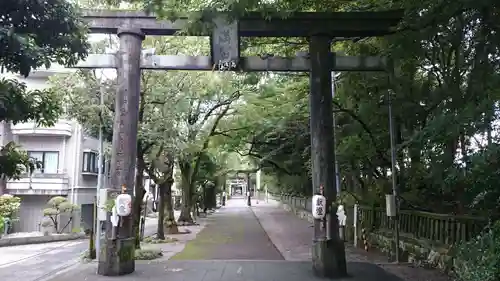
[210,0,500,216]
[43,196,79,233]
[146,145,177,237]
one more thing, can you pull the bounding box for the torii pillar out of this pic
[98,27,144,276]
[309,35,347,277]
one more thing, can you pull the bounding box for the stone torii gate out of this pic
[226,168,259,206]
[76,9,401,278]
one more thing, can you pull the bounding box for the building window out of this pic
[83,152,105,174]
[28,151,59,173]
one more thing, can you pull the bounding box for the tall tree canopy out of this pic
[65,0,500,216]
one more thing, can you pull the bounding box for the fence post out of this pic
[353,204,358,247]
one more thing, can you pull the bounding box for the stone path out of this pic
[252,198,452,281]
[43,260,403,281]
[170,198,284,260]
[251,198,387,263]
[42,197,441,281]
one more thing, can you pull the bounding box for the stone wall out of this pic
[368,231,454,272]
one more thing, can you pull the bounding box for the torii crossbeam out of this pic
[76,54,387,72]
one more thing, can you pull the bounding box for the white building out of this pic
[1,63,184,233]
[1,67,99,233]
[2,120,101,232]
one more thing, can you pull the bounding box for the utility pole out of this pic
[246,173,252,206]
[387,63,400,262]
[95,85,105,262]
[332,72,341,195]
[256,169,261,201]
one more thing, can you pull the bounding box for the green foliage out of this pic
[82,247,162,262]
[66,0,500,218]
[453,221,500,281]
[0,0,88,77]
[201,0,500,215]
[0,79,63,126]
[51,37,256,223]
[134,248,163,260]
[44,196,77,215]
[0,194,21,219]
[0,216,4,234]
[104,198,116,212]
[0,142,38,182]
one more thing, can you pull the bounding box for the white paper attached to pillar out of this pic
[386,194,397,217]
[336,205,347,226]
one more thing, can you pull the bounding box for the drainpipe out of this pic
[71,124,81,204]
[61,136,66,173]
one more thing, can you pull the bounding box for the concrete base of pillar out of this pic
[312,238,348,278]
[97,237,135,276]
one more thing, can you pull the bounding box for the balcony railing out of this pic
[7,172,70,195]
[12,120,73,136]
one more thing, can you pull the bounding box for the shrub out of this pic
[143,236,178,244]
[80,248,163,263]
[43,196,79,233]
[135,248,162,260]
[0,215,4,234]
[0,194,21,219]
[453,220,500,281]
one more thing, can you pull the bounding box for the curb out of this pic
[0,233,86,247]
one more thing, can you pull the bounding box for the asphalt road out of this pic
[0,218,158,281]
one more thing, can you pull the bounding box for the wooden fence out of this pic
[358,205,488,246]
[271,193,488,247]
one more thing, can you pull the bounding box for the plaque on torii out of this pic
[210,17,240,71]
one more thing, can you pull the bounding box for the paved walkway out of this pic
[252,198,452,281]
[170,197,284,260]
[41,197,453,281]
[251,198,385,263]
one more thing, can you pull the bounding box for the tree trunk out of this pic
[202,184,207,212]
[177,161,195,225]
[156,184,166,240]
[206,185,216,209]
[164,180,179,234]
[177,178,194,224]
[133,164,146,249]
